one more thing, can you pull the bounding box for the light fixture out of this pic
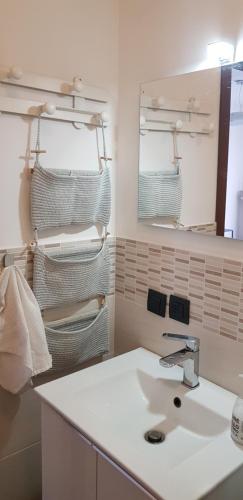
[207,41,234,65]
[235,40,243,63]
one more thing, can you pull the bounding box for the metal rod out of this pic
[56,105,94,116]
[0,109,106,127]
[0,95,108,126]
[141,128,210,135]
[140,104,210,116]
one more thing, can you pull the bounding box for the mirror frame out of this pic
[216,62,243,236]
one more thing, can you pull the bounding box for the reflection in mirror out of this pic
[138,67,220,235]
[220,62,243,240]
[138,63,243,240]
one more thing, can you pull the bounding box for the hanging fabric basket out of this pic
[138,170,182,219]
[45,305,109,372]
[33,241,110,310]
[31,163,111,231]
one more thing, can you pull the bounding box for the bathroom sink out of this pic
[35,348,243,500]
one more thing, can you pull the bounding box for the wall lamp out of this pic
[207,41,235,66]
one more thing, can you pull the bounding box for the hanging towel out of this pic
[138,170,182,219]
[0,266,52,394]
[31,163,111,231]
[33,241,110,310]
[45,305,109,372]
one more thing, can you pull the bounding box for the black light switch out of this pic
[169,295,190,324]
[147,289,166,317]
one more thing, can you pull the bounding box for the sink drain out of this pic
[173,397,182,408]
[144,430,165,444]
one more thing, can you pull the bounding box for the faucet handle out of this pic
[162,333,200,352]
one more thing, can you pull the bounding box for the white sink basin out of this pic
[35,348,243,500]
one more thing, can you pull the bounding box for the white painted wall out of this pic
[115,0,243,398]
[0,1,118,499]
[117,0,243,259]
[0,0,118,248]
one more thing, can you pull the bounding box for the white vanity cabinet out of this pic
[96,452,154,500]
[42,404,96,500]
[41,403,155,500]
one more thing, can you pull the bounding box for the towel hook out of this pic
[3,253,14,267]
[99,295,106,307]
[72,76,83,93]
[30,228,39,251]
[8,65,23,80]
[102,226,110,243]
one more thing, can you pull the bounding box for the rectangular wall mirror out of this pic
[138,62,243,239]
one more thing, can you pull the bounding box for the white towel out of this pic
[0,265,52,393]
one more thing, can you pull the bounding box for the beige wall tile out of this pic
[116,238,243,343]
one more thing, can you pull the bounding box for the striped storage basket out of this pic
[33,242,110,310]
[45,305,109,372]
[31,163,111,231]
[138,171,182,220]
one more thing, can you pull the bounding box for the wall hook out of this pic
[202,122,215,134]
[188,97,200,111]
[152,96,165,108]
[173,119,183,131]
[72,76,83,93]
[41,102,56,115]
[72,122,86,130]
[99,111,109,123]
[8,65,23,80]
[140,114,147,135]
[208,122,215,133]
[3,253,15,267]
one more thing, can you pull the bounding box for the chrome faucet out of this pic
[160,333,200,388]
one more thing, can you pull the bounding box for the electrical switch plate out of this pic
[147,289,166,317]
[169,295,190,324]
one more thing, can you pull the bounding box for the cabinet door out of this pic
[42,403,96,500]
[97,451,156,500]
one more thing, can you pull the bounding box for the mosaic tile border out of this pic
[3,235,243,343]
[115,237,243,343]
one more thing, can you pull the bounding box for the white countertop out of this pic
[35,348,243,500]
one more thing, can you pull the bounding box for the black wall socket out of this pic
[147,289,167,317]
[169,295,190,324]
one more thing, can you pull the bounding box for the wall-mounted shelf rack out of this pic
[0,66,108,103]
[140,95,211,116]
[0,96,107,126]
[0,66,109,126]
[140,121,213,135]
[140,99,214,135]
